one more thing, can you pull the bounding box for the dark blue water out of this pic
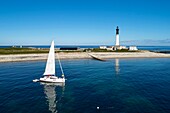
[137,46,170,51]
[0,58,170,113]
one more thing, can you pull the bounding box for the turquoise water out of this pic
[0,58,170,113]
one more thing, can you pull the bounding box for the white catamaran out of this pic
[33,40,65,83]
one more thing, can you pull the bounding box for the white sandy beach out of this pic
[0,51,170,62]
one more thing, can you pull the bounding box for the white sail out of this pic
[43,40,55,75]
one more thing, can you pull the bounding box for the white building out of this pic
[99,46,107,49]
[99,26,138,51]
[114,26,128,50]
[129,46,138,51]
[114,46,127,50]
[115,26,120,46]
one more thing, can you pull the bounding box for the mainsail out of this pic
[43,40,55,75]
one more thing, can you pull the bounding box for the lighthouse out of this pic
[115,26,119,46]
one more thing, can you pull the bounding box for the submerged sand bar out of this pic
[0,51,170,62]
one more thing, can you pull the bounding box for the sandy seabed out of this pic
[0,51,170,62]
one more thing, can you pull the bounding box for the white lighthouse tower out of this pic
[115,26,119,46]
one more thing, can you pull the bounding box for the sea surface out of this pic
[0,58,170,113]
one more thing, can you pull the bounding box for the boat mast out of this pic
[56,52,65,78]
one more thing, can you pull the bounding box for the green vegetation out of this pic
[57,50,83,53]
[91,48,112,52]
[0,47,139,55]
[84,48,139,52]
[0,47,49,54]
[0,47,83,54]
[115,49,129,52]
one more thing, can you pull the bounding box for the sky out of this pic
[0,0,170,46]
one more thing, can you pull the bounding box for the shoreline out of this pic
[0,51,170,62]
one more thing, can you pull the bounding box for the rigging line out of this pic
[56,52,64,76]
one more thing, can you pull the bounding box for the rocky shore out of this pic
[0,51,170,62]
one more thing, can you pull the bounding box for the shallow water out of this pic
[0,58,170,113]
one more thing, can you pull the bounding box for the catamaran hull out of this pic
[40,77,65,83]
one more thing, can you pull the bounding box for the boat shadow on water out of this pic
[40,82,65,113]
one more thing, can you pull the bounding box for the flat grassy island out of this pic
[0,47,49,54]
[0,47,140,55]
[87,48,140,52]
[0,47,169,62]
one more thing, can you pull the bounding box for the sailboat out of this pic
[33,40,65,83]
